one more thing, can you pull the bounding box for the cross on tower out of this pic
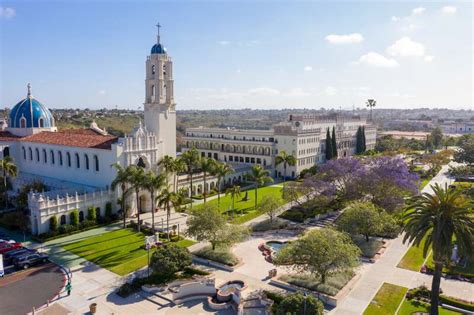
[156,22,161,43]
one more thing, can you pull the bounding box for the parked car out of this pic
[13,253,49,269]
[0,241,22,254]
[4,248,35,263]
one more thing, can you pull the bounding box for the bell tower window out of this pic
[151,65,156,75]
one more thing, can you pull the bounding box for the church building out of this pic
[0,26,176,235]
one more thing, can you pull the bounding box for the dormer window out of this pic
[39,117,44,128]
[20,117,26,128]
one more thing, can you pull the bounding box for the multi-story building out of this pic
[183,113,376,178]
[440,121,474,135]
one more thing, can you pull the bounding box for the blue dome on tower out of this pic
[9,84,54,129]
[151,43,166,55]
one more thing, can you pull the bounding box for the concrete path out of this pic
[331,163,472,315]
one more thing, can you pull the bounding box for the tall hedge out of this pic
[105,202,113,218]
[87,206,97,222]
[70,209,79,226]
[332,126,338,158]
[49,216,58,231]
[325,128,333,160]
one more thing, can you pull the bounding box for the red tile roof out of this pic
[0,131,20,141]
[19,129,118,150]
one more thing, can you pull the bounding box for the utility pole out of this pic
[366,99,376,122]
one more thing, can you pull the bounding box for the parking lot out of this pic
[0,262,65,315]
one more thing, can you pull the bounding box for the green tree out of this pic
[172,158,186,193]
[325,128,333,160]
[276,292,324,315]
[454,137,474,165]
[430,127,444,149]
[0,156,18,209]
[362,126,367,152]
[246,165,273,209]
[332,126,338,158]
[273,228,360,284]
[225,185,242,217]
[356,126,363,154]
[49,216,58,232]
[336,201,383,242]
[128,165,146,232]
[258,195,281,223]
[105,202,113,218]
[157,187,183,240]
[149,244,192,280]
[70,209,79,227]
[87,206,97,222]
[143,171,166,234]
[275,150,296,185]
[111,163,132,228]
[214,162,234,207]
[181,148,200,205]
[199,157,216,203]
[402,183,474,315]
[186,204,250,250]
[158,155,175,187]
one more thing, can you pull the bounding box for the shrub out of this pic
[105,202,113,218]
[49,216,58,231]
[278,209,305,223]
[58,224,76,234]
[194,246,239,266]
[276,292,324,315]
[149,244,192,279]
[87,206,97,222]
[70,209,79,227]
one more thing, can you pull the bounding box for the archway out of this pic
[2,147,10,157]
[137,157,146,168]
[139,195,150,213]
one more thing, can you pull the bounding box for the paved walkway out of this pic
[331,163,472,315]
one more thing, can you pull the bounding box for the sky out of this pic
[0,1,472,110]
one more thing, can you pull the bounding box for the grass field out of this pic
[397,237,431,271]
[198,183,285,224]
[363,283,407,315]
[398,299,461,315]
[62,229,196,276]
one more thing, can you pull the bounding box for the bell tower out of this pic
[144,23,176,158]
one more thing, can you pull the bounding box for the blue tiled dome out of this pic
[9,85,54,129]
[151,43,166,55]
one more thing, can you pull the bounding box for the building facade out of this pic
[183,114,376,178]
[0,27,176,235]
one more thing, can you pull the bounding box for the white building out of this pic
[183,114,376,178]
[0,26,176,235]
[440,121,474,135]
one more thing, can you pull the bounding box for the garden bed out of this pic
[251,218,289,232]
[193,246,239,266]
[351,235,385,259]
[279,271,354,297]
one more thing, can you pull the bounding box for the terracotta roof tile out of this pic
[20,129,118,150]
[0,131,20,141]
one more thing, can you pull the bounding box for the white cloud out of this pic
[412,7,426,15]
[424,55,435,63]
[325,86,337,96]
[387,37,425,57]
[285,88,311,97]
[391,16,400,22]
[356,52,399,68]
[98,90,106,95]
[0,6,15,19]
[247,87,280,96]
[304,66,313,72]
[325,33,364,44]
[218,40,230,46]
[441,6,457,14]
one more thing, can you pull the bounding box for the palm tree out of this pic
[214,162,234,207]
[143,171,166,234]
[0,156,17,209]
[128,166,146,233]
[199,157,216,203]
[181,148,200,207]
[158,155,175,187]
[246,165,273,209]
[225,185,242,217]
[402,183,474,315]
[275,150,296,185]
[172,158,186,193]
[157,186,177,240]
[111,163,133,228]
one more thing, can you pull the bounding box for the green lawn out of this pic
[198,184,285,224]
[397,237,431,271]
[62,229,196,276]
[398,299,461,315]
[363,283,407,315]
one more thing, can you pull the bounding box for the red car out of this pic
[0,241,22,254]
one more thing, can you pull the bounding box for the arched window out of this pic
[79,211,84,222]
[137,157,146,168]
[50,150,55,165]
[29,148,33,160]
[60,215,66,225]
[84,154,89,170]
[42,149,47,163]
[151,65,156,75]
[58,151,63,166]
[94,155,99,171]
[66,152,71,167]
[39,118,44,128]
[22,147,26,160]
[20,117,27,128]
[35,148,40,162]
[75,153,80,168]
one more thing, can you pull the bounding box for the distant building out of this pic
[440,121,474,135]
[183,114,376,178]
